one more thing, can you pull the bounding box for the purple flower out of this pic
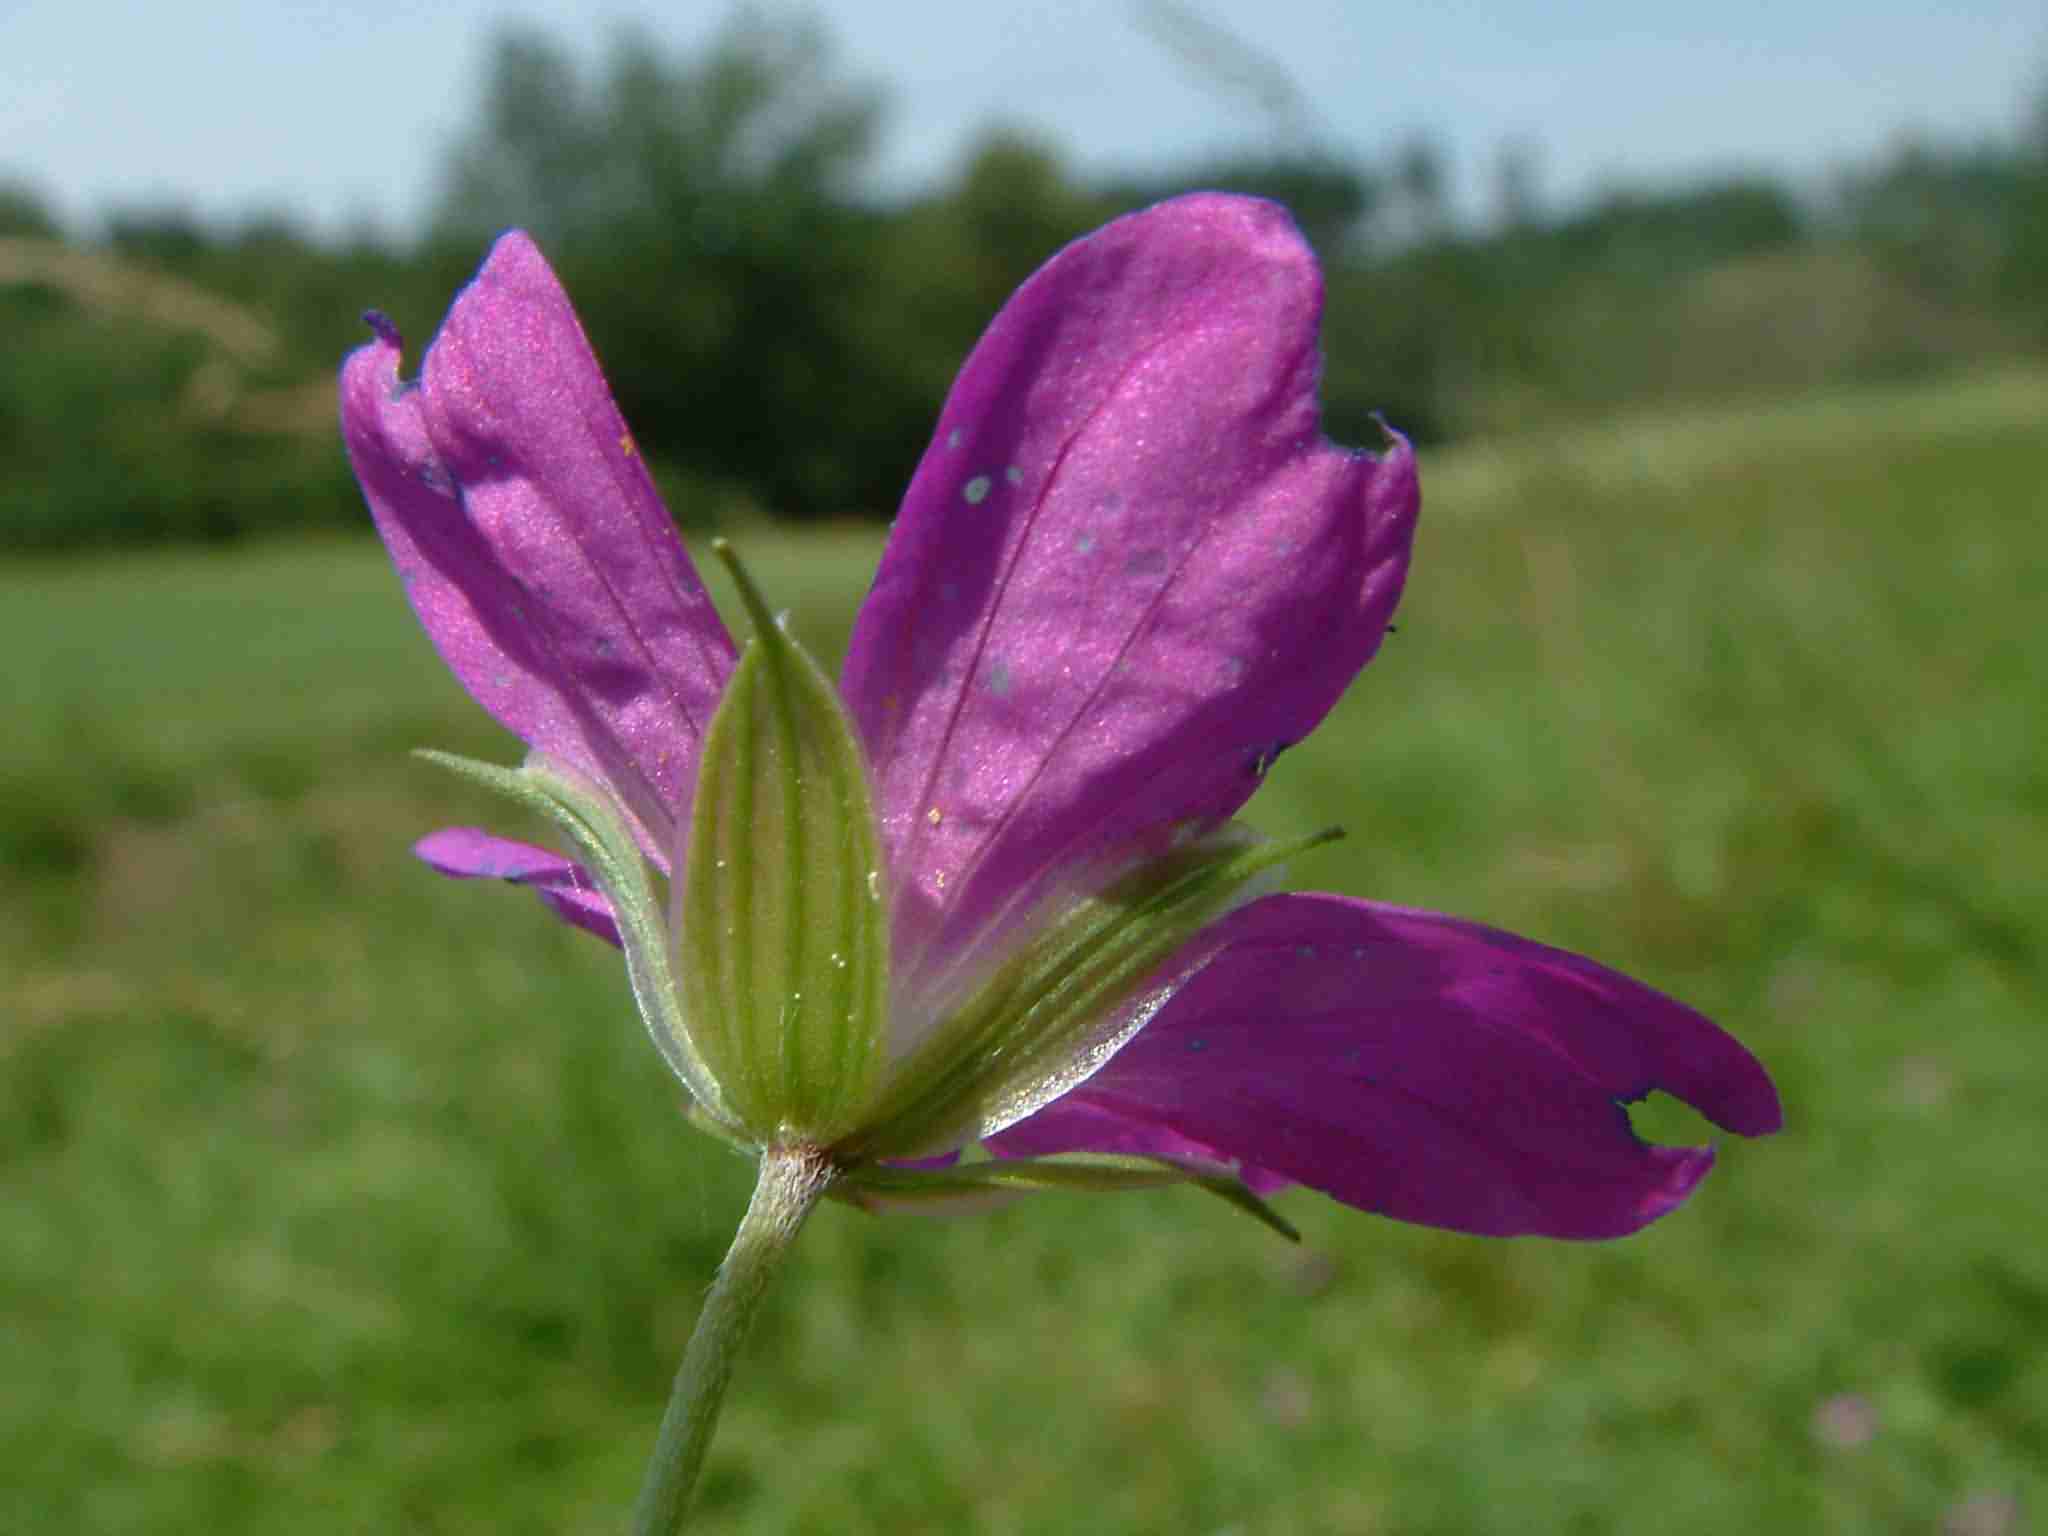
[342,194,1778,1242]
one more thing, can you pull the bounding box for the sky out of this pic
[3,0,2043,241]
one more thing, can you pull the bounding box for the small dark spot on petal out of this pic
[1246,739,1296,780]
[1124,548,1169,578]
[416,460,457,498]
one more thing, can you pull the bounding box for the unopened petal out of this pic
[341,235,735,855]
[842,195,1416,983]
[990,893,1781,1239]
[414,826,621,947]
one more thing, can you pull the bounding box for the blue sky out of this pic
[3,0,2043,239]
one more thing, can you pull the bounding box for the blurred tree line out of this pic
[4,13,2046,550]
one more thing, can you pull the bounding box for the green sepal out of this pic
[834,1153,1301,1242]
[681,1099,755,1153]
[415,748,738,1133]
[840,824,1341,1163]
[675,543,890,1143]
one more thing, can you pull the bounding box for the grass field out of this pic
[4,367,2044,1533]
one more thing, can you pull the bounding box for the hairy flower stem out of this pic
[631,1145,834,1535]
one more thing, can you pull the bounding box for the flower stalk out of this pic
[631,1145,836,1536]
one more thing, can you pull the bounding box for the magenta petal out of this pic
[341,234,736,853]
[989,893,1782,1239]
[842,195,1417,974]
[415,827,622,947]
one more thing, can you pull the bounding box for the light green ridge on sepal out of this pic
[415,749,740,1135]
[835,1153,1302,1242]
[675,542,890,1143]
[842,825,1342,1163]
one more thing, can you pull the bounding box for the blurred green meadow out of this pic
[4,365,2044,1534]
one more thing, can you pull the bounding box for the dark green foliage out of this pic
[1841,126,2048,348]
[0,180,61,237]
[3,21,2047,550]
[432,16,897,516]
[0,262,351,548]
